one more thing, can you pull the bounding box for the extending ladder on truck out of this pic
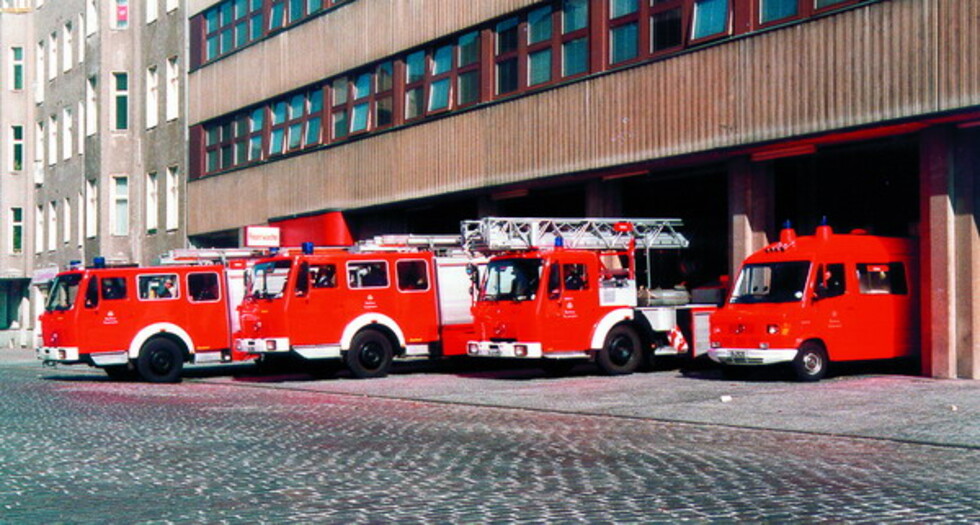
[461,217,690,252]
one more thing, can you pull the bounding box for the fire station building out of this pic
[186,0,979,379]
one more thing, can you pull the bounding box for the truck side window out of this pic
[101,277,127,300]
[396,260,429,291]
[348,261,388,289]
[563,263,588,291]
[295,262,310,296]
[816,263,845,299]
[311,264,337,289]
[138,273,179,300]
[857,263,908,295]
[85,277,99,308]
[188,273,221,302]
[547,263,561,299]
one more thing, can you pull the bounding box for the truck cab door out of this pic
[80,275,131,353]
[541,258,594,353]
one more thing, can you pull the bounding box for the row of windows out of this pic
[196,0,353,66]
[25,170,180,255]
[196,0,872,178]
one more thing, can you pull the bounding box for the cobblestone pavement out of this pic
[1,356,978,523]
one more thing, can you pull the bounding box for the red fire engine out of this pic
[236,236,478,378]
[708,222,918,381]
[36,249,263,382]
[464,217,715,375]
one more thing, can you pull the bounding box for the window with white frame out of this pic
[76,191,83,246]
[63,22,73,72]
[113,0,130,29]
[146,66,159,129]
[47,115,57,166]
[166,0,178,12]
[77,101,85,155]
[86,76,97,135]
[10,207,22,254]
[111,176,128,236]
[147,0,158,23]
[47,32,57,80]
[165,166,178,231]
[10,126,23,172]
[85,179,97,238]
[78,14,85,64]
[62,107,73,160]
[47,201,56,251]
[165,56,178,121]
[11,47,23,90]
[35,41,44,103]
[34,205,42,254]
[63,197,71,244]
[112,72,128,130]
[34,121,43,173]
[86,0,98,36]
[146,172,158,233]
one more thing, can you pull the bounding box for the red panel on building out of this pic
[270,211,354,247]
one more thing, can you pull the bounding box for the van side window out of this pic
[348,261,388,288]
[311,264,337,289]
[138,273,179,300]
[816,263,845,299]
[857,263,908,295]
[188,273,221,302]
[396,260,429,291]
[85,277,99,308]
[101,277,128,300]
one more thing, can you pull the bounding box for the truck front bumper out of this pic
[708,347,798,366]
[237,337,291,354]
[36,346,80,363]
[466,341,543,359]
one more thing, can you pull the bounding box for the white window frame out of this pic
[62,21,73,72]
[47,115,57,166]
[111,175,128,236]
[112,71,129,131]
[165,56,179,122]
[78,14,86,64]
[86,76,97,135]
[146,65,159,129]
[47,32,57,81]
[61,107,73,161]
[77,101,85,155]
[63,197,71,244]
[34,205,43,254]
[147,0,158,23]
[113,0,129,30]
[86,0,98,36]
[166,0,178,13]
[46,201,56,252]
[35,41,44,103]
[10,207,23,254]
[85,179,97,238]
[10,46,23,91]
[165,166,178,231]
[10,125,23,172]
[77,191,84,247]
[146,171,158,233]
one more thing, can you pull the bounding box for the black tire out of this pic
[597,325,642,375]
[104,364,136,381]
[137,338,184,383]
[345,330,393,379]
[793,342,829,382]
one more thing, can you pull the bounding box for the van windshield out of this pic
[249,260,291,299]
[481,258,542,302]
[46,274,83,311]
[730,262,810,304]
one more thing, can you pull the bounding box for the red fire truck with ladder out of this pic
[235,235,479,378]
[36,249,265,382]
[463,217,716,375]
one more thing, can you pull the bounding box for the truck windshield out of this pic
[249,260,291,299]
[481,258,542,302]
[730,261,810,304]
[46,274,83,311]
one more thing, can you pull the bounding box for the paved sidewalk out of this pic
[11,345,980,449]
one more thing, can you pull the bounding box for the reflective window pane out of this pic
[458,32,480,67]
[496,17,518,55]
[496,58,518,95]
[428,78,450,111]
[610,22,638,63]
[457,71,480,105]
[692,0,729,39]
[432,45,453,75]
[562,37,588,76]
[563,0,588,33]
[651,9,682,52]
[528,49,552,86]
[760,0,798,23]
[528,6,552,44]
[406,51,425,84]
[610,0,638,18]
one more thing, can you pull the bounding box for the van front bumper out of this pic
[708,347,798,366]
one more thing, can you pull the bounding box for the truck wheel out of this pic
[597,325,642,375]
[137,338,184,383]
[793,342,828,382]
[345,330,393,379]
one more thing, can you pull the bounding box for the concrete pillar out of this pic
[919,126,980,379]
[585,179,623,217]
[727,157,774,277]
